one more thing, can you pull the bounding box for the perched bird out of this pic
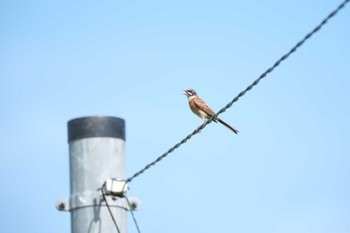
[183,89,239,134]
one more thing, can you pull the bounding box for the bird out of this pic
[183,88,239,134]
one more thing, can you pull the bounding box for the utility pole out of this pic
[56,116,132,233]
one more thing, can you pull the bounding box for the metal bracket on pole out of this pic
[56,197,70,211]
[105,179,128,197]
[56,191,140,212]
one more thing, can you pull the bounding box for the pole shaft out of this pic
[68,116,127,233]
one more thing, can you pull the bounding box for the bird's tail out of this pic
[216,118,239,134]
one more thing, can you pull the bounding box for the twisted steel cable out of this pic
[126,0,349,183]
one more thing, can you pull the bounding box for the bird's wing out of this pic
[193,98,215,116]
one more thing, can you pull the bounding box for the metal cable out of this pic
[101,183,121,233]
[126,0,349,184]
[125,196,142,233]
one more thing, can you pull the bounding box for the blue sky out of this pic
[1,0,349,232]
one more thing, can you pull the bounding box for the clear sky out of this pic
[1,1,349,232]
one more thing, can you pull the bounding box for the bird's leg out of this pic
[196,118,207,133]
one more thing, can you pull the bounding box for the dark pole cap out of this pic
[67,116,125,143]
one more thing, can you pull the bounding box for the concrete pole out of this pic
[58,116,128,233]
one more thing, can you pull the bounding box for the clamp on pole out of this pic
[104,178,128,197]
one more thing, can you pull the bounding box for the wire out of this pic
[101,183,121,233]
[100,183,141,233]
[125,196,142,233]
[126,0,349,184]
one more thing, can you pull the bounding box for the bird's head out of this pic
[183,89,198,98]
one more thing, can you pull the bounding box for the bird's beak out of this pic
[183,90,187,95]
